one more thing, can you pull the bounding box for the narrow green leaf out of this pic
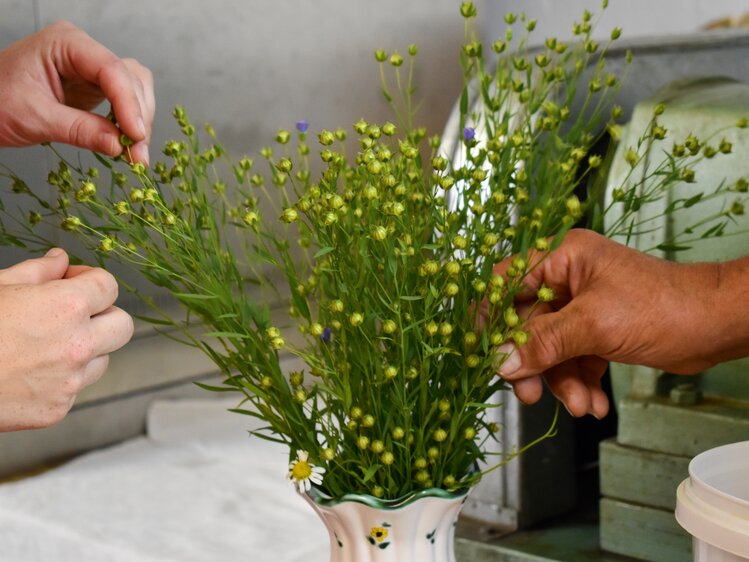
[314,246,335,258]
[193,381,237,393]
[228,407,266,419]
[249,430,290,445]
[466,401,502,409]
[683,193,704,208]
[93,152,115,169]
[361,463,381,483]
[174,292,218,301]
[204,331,251,340]
[132,314,175,326]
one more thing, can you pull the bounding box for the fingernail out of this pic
[133,142,150,166]
[137,117,147,138]
[497,343,521,377]
[100,132,119,156]
[588,408,603,420]
[45,248,64,257]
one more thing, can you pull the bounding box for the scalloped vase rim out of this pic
[307,485,471,509]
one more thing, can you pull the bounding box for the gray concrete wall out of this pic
[483,0,749,43]
[0,0,466,284]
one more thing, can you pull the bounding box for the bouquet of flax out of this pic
[0,2,744,501]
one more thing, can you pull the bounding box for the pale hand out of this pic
[0,20,154,164]
[0,249,133,431]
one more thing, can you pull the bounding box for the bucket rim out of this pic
[688,440,749,510]
[676,441,749,558]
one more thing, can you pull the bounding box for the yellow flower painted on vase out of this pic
[370,527,389,542]
[366,523,391,549]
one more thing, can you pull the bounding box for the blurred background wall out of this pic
[484,0,749,40]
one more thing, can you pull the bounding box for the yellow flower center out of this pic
[292,460,313,481]
[370,527,388,542]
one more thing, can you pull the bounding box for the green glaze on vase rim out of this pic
[307,485,471,510]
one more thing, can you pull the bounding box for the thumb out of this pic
[496,303,591,380]
[39,104,123,157]
[0,248,70,285]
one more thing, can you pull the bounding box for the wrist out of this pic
[696,257,749,366]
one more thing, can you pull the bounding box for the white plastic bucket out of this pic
[676,441,749,561]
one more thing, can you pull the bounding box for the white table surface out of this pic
[0,397,328,562]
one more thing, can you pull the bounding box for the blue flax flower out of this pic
[321,326,332,343]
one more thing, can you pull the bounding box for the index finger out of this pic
[493,232,588,304]
[64,264,94,278]
[55,23,147,143]
[492,245,554,303]
[62,266,120,315]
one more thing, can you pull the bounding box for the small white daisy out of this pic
[288,450,326,492]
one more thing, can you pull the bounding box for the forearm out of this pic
[701,256,749,366]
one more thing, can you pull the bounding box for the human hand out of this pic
[493,229,726,419]
[0,20,154,164]
[0,249,134,431]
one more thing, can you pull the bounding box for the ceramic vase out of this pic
[302,487,469,562]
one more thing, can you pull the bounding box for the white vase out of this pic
[302,488,469,562]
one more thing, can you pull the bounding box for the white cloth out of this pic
[0,398,329,562]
